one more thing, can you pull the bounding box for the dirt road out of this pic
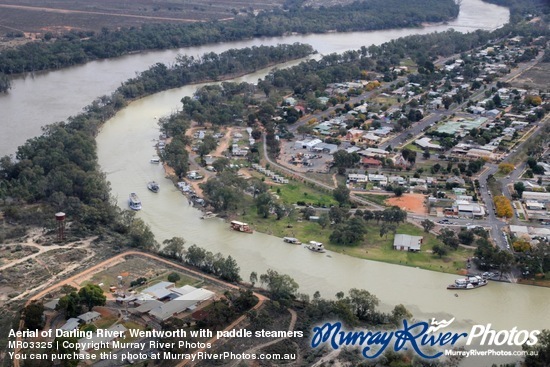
[0,4,204,23]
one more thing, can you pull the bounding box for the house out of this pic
[368,174,388,186]
[78,311,101,324]
[522,191,550,203]
[295,138,322,150]
[148,288,215,322]
[141,281,175,300]
[455,201,485,218]
[525,201,545,210]
[59,318,80,331]
[446,177,465,186]
[358,148,389,158]
[393,155,410,168]
[415,137,443,150]
[312,142,338,154]
[393,234,423,252]
[348,174,368,183]
[362,157,382,167]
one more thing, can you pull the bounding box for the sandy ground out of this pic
[386,193,427,214]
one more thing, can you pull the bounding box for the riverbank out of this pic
[162,146,473,276]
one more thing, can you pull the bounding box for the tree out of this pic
[249,271,258,287]
[389,304,412,326]
[393,186,405,197]
[333,184,350,205]
[438,229,459,249]
[458,229,474,245]
[259,269,299,305]
[23,301,44,330]
[197,134,218,157]
[297,124,313,138]
[219,255,241,282]
[512,182,525,199]
[255,192,273,218]
[432,244,448,258]
[347,288,379,322]
[523,329,550,367]
[498,163,515,174]
[167,272,181,283]
[57,292,82,319]
[318,213,330,229]
[421,219,435,233]
[161,237,186,260]
[78,284,106,311]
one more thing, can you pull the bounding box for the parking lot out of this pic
[278,140,333,173]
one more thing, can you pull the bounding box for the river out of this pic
[0,0,509,156]
[4,0,549,364]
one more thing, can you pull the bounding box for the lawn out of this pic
[324,222,474,274]
[239,206,472,275]
[274,182,336,207]
[357,193,390,207]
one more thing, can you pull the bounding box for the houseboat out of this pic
[230,220,253,233]
[447,276,487,290]
[307,241,326,253]
[201,211,218,219]
[283,237,302,245]
[147,181,160,193]
[128,193,142,211]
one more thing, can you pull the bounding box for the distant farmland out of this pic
[0,0,285,35]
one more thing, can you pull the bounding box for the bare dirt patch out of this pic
[509,61,550,91]
[385,193,427,214]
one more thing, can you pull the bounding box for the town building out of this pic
[393,234,423,252]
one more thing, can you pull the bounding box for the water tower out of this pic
[55,212,65,241]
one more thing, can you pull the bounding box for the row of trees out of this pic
[159,238,241,283]
[0,0,459,74]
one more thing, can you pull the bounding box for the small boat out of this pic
[128,193,142,211]
[150,158,161,164]
[283,237,302,245]
[447,276,488,290]
[307,241,326,253]
[201,211,218,219]
[230,220,253,233]
[147,181,160,193]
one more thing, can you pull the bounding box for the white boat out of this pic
[147,181,160,193]
[230,220,253,233]
[128,193,142,210]
[283,237,302,245]
[307,241,325,253]
[150,158,160,164]
[201,211,217,219]
[447,275,487,290]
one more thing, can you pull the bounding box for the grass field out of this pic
[239,205,471,274]
[325,222,473,274]
[274,182,336,207]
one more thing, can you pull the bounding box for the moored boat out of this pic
[230,220,253,233]
[128,193,142,210]
[447,275,487,290]
[150,158,161,164]
[307,241,325,253]
[283,237,302,245]
[201,211,218,219]
[147,181,160,193]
